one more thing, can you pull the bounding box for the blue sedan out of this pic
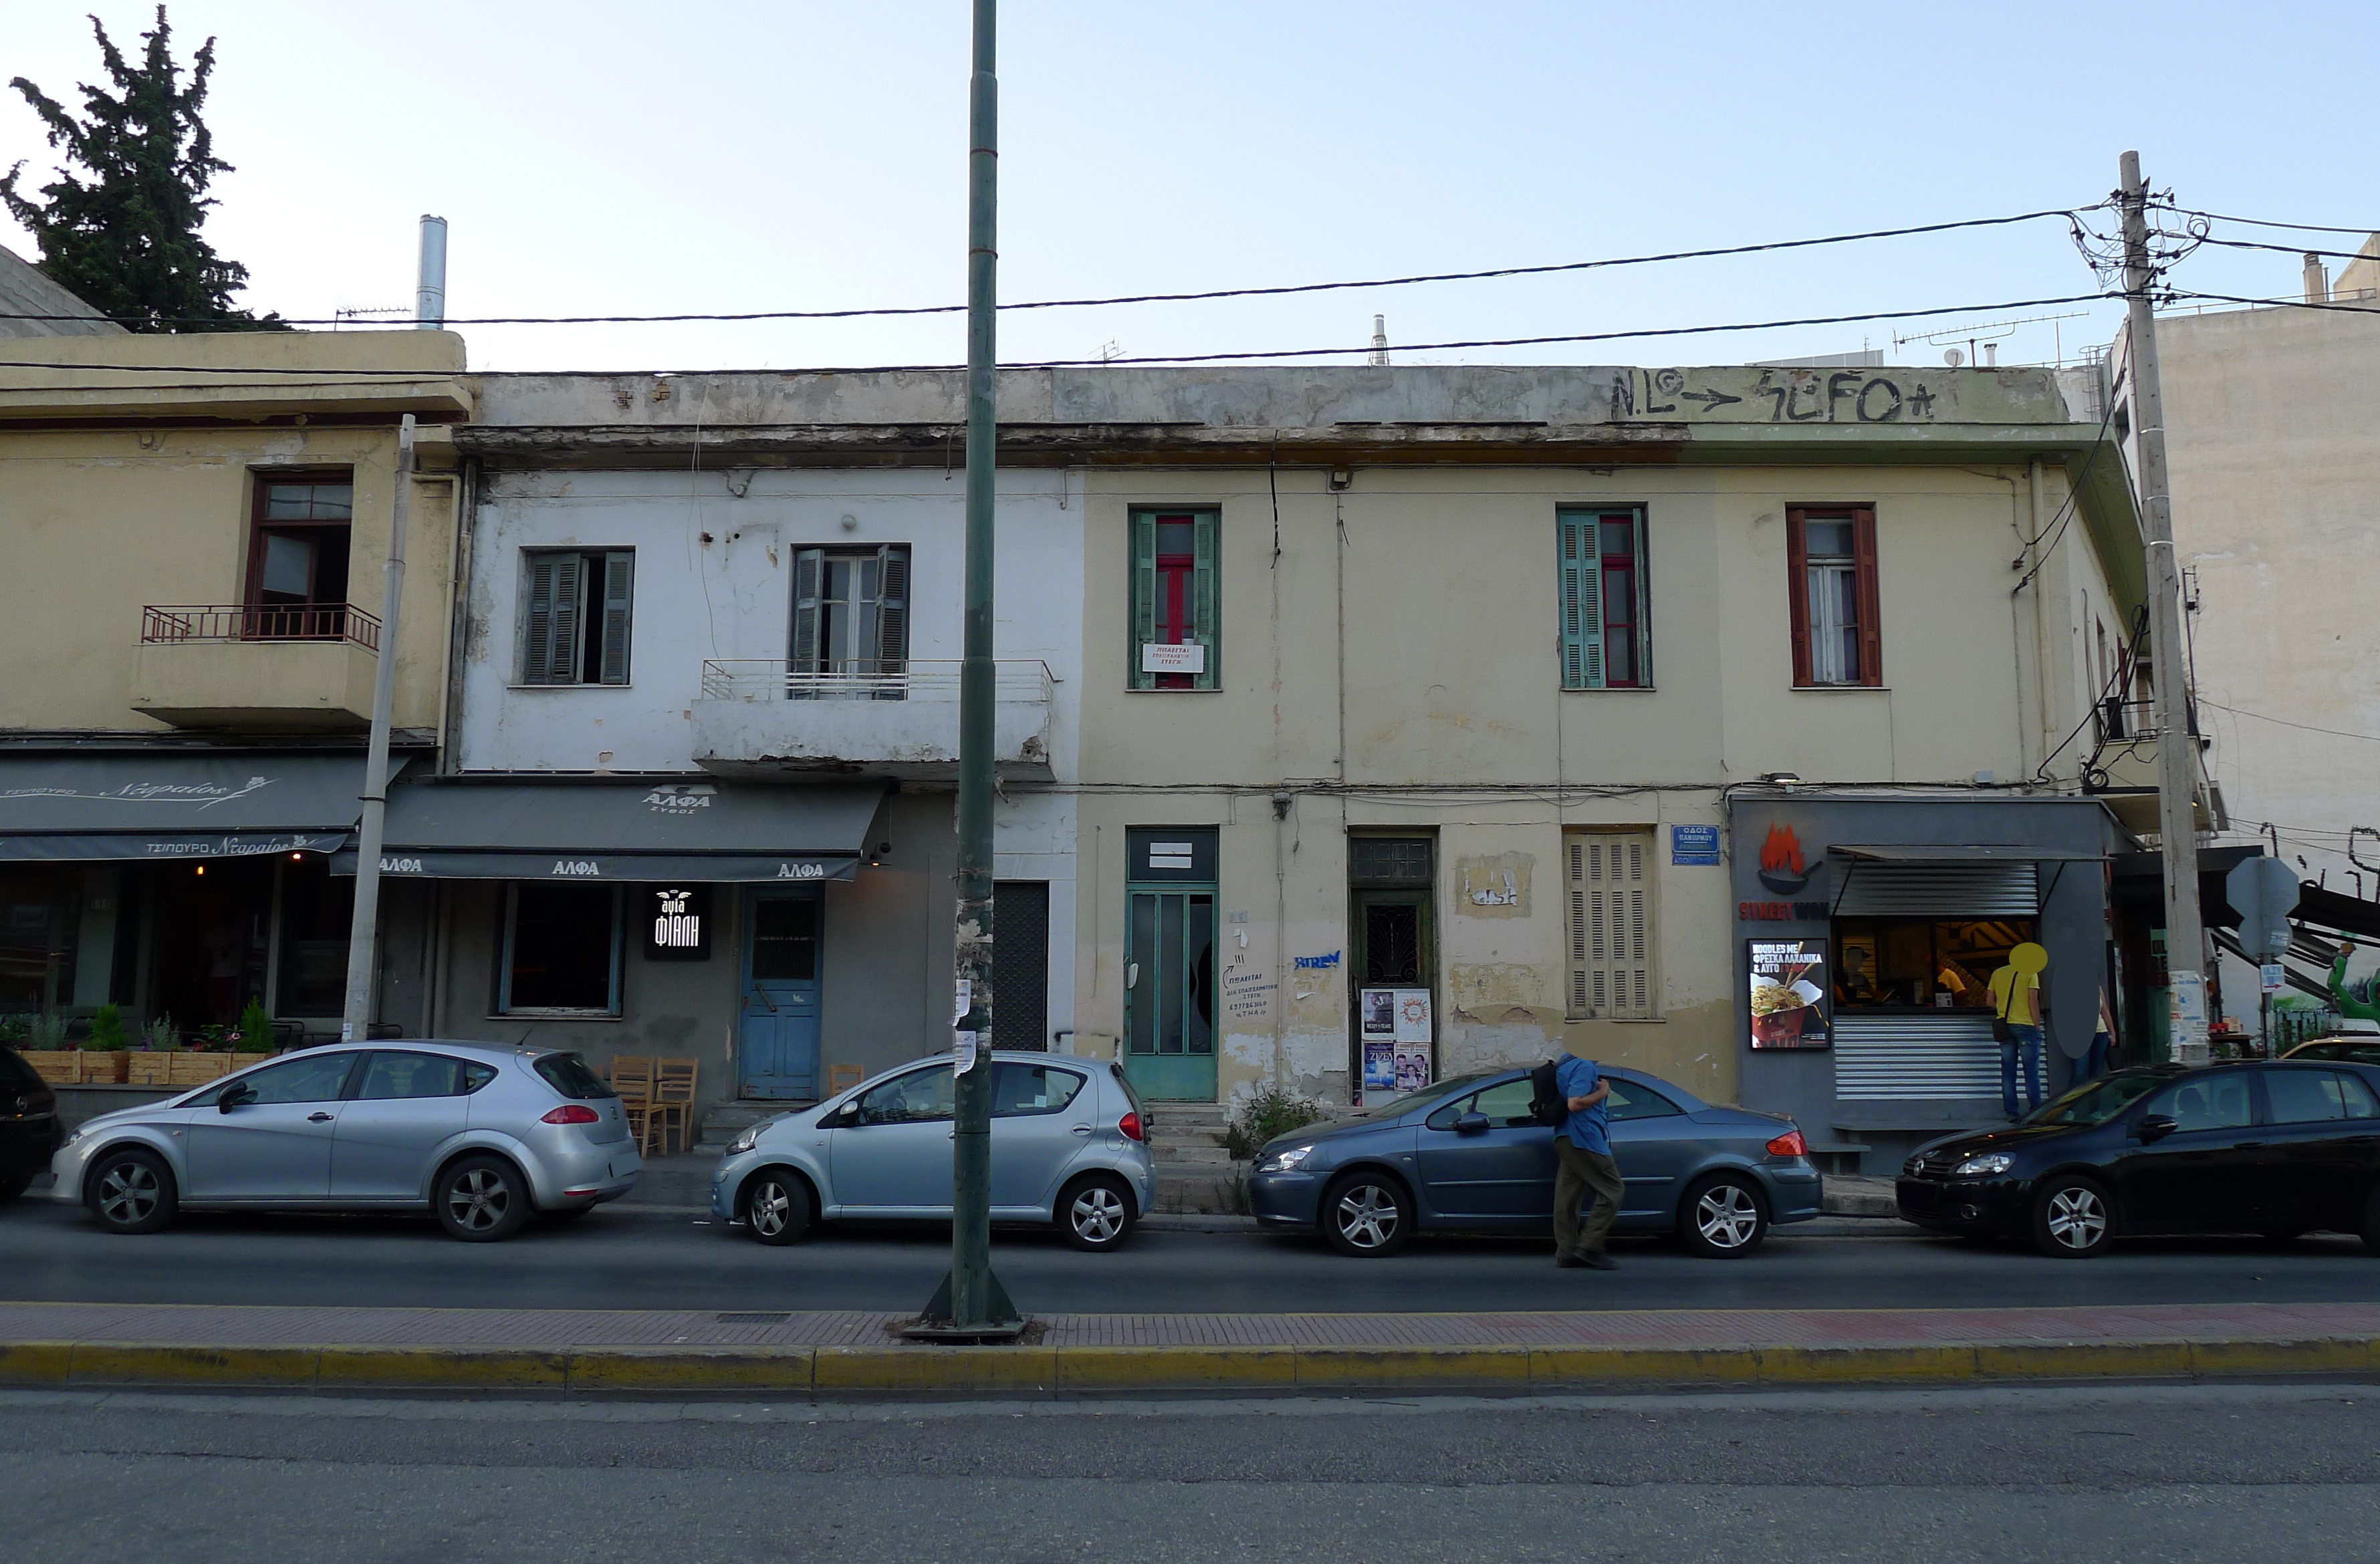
[1247,1065,1822,1258]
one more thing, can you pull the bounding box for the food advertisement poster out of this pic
[1748,938,1830,1050]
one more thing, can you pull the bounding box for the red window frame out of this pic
[1151,513,1197,690]
[1596,515,1640,688]
[1785,505,1882,688]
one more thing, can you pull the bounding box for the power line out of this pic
[2165,289,2380,317]
[2197,698,2380,747]
[0,291,2117,383]
[2155,204,2380,237]
[0,207,2101,330]
[2189,234,2377,263]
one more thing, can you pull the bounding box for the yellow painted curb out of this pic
[1294,1345,1532,1387]
[2187,1337,2379,1378]
[567,1348,816,1394]
[814,1344,1060,1394]
[0,1342,74,1386]
[1530,1345,1760,1386]
[1057,1345,1296,1391]
[1757,1344,1982,1385]
[1973,1340,2194,1380]
[318,1347,567,1391]
[70,1344,319,1387]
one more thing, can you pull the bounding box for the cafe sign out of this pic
[644,886,712,961]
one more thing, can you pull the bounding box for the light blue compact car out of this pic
[711,1051,1159,1251]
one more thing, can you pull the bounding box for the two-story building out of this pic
[0,330,471,1039]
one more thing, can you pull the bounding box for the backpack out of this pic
[1529,1057,1568,1127]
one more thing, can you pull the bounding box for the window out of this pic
[2266,1068,2379,1124]
[854,1065,955,1125]
[1606,1077,1681,1121]
[1565,832,1655,1020]
[1426,1077,1539,1129]
[792,545,910,690]
[1129,507,1218,690]
[521,549,634,685]
[533,1052,617,1099]
[275,856,353,1017]
[236,1051,361,1105]
[246,471,353,639]
[1558,507,1650,689]
[1786,507,1881,686]
[2142,1073,2251,1132]
[991,1062,1086,1117]
[356,1051,493,1100]
[1833,919,2037,1010]
[499,884,623,1015]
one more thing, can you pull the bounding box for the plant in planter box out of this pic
[129,1015,178,1085]
[235,999,274,1054]
[15,1013,77,1084]
[146,1015,178,1052]
[79,1003,131,1081]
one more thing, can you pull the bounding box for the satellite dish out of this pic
[1943,348,1966,368]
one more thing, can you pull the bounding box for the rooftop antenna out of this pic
[1368,314,1389,367]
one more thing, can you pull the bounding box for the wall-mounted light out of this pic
[1327,468,1352,491]
[194,864,205,876]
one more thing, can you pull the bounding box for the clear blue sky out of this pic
[3,1,2372,372]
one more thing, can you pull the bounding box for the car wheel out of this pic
[1679,1173,1768,1259]
[1322,1170,1412,1258]
[86,1147,176,1234]
[0,1172,31,1204]
[435,1154,531,1243]
[2032,1174,2115,1258]
[1058,1173,1137,1252]
[743,1168,814,1247]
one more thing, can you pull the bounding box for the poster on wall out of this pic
[1748,938,1830,1050]
[1360,988,1396,1037]
[1391,988,1432,1044]
[1362,1038,1397,1092]
[1393,1045,1431,1093]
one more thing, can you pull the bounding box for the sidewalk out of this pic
[5,1298,2376,1396]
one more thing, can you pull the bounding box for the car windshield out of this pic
[1364,1070,1502,1120]
[2022,1068,2171,1128]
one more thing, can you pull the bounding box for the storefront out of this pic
[0,750,397,1038]
[1729,791,2126,1174]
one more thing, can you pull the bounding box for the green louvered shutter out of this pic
[1129,511,1157,690]
[523,551,584,684]
[1559,511,1602,690]
[1190,509,1219,690]
[596,550,634,685]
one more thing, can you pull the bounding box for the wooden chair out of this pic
[828,1063,865,1095]
[650,1057,699,1156]
[608,1055,657,1153]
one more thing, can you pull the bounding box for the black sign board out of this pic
[644,885,713,960]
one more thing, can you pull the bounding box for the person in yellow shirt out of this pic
[1988,943,2051,1120]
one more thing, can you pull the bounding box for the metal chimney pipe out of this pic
[1368,314,1388,367]
[416,215,448,329]
[2304,252,2328,305]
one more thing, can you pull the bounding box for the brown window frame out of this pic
[243,467,356,641]
[1785,505,1882,688]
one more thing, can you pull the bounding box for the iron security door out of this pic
[1124,828,1218,1101]
[991,880,1050,1052]
[739,888,822,1100]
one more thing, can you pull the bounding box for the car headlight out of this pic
[727,1126,763,1156]
[1256,1144,1316,1174]
[1953,1153,2014,1176]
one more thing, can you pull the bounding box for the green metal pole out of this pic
[929,0,1013,1332]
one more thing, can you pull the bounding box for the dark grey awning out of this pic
[1829,844,2105,863]
[0,752,396,861]
[328,779,884,883]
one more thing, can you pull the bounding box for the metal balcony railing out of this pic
[699,658,1054,704]
[141,603,382,652]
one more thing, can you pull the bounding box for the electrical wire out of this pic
[0,207,2103,330]
[2165,289,2380,317]
[2195,699,2380,747]
[2154,204,2380,237]
[2187,234,2379,263]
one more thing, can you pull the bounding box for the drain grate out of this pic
[715,1311,792,1325]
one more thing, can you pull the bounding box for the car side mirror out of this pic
[1455,1112,1490,1137]
[218,1084,255,1114]
[2137,1113,2179,1143]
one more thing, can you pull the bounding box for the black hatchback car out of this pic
[0,1043,60,1202]
[1896,1060,2380,1258]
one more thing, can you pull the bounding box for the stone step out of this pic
[1153,1169,1245,1216]
[1150,1143,1238,1168]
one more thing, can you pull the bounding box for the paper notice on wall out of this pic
[1223,958,1276,1026]
[1362,1039,1396,1092]
[1141,642,1206,674]
[1360,988,1396,1037]
[953,979,972,1024]
[955,1030,981,1074]
[1392,989,1432,1045]
[1393,1045,1431,1093]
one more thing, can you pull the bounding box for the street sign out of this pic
[2261,963,2286,995]
[2226,856,2301,961]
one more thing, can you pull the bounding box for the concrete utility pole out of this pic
[2118,151,2209,1065]
[340,413,416,1043]
[916,0,1018,1335]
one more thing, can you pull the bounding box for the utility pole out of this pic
[2118,150,2208,1066]
[915,0,1018,1335]
[340,414,416,1043]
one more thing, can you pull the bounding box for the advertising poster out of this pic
[1362,1038,1397,1092]
[1392,988,1432,1044]
[1360,988,1397,1037]
[1393,1045,1431,1093]
[1748,938,1830,1050]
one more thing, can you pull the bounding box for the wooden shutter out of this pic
[596,550,634,685]
[523,551,583,684]
[1566,831,1656,1019]
[1784,508,1813,687]
[1129,511,1157,690]
[1628,510,1651,688]
[1851,505,1883,686]
[790,547,824,689]
[1558,510,1602,690]
[874,544,910,683]
[1191,509,1219,689]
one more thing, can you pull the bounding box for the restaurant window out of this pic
[1564,831,1656,1020]
[791,545,910,689]
[1558,507,1650,689]
[1831,918,2037,1011]
[275,857,354,1017]
[499,884,624,1015]
[245,471,353,639]
[521,549,634,685]
[1786,506,1881,687]
[1129,507,1219,690]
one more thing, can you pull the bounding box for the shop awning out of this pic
[1829,844,2106,863]
[328,779,884,882]
[1827,843,2099,918]
[0,751,398,861]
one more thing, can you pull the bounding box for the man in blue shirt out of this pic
[1554,1053,1622,1270]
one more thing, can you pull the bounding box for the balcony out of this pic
[130,604,382,732]
[692,659,1056,781]
[2084,698,2213,835]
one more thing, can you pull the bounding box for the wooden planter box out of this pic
[127,1053,174,1087]
[78,1051,130,1084]
[165,1053,235,1086]
[18,1050,77,1085]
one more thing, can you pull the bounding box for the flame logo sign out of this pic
[1755,823,1818,895]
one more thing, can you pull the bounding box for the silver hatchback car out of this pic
[711,1051,1158,1251]
[50,1043,641,1241]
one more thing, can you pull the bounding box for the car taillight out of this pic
[1766,1128,1808,1158]
[1118,1111,1145,1142]
[542,1104,601,1125]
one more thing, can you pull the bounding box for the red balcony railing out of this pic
[140,603,381,652]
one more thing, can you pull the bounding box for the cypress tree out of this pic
[1,6,283,331]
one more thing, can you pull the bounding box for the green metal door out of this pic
[1124,827,1218,1100]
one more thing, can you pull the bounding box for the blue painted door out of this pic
[739,888,822,1099]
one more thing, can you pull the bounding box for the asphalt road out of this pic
[7,1195,2380,1313]
[9,1382,2380,1562]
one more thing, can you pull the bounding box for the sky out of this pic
[3,1,2375,374]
